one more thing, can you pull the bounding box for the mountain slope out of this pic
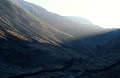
[0,0,76,77]
[66,16,94,25]
[14,0,108,37]
[1,0,74,44]
[0,0,120,78]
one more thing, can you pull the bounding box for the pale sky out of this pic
[24,0,120,28]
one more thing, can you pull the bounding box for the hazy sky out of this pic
[24,0,120,28]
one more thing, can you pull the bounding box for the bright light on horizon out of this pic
[24,0,120,28]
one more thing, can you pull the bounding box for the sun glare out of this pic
[24,0,120,28]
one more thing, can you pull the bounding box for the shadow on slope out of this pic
[1,29,120,78]
[62,29,120,57]
[0,29,73,78]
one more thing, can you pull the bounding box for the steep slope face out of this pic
[0,0,73,44]
[14,0,107,37]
